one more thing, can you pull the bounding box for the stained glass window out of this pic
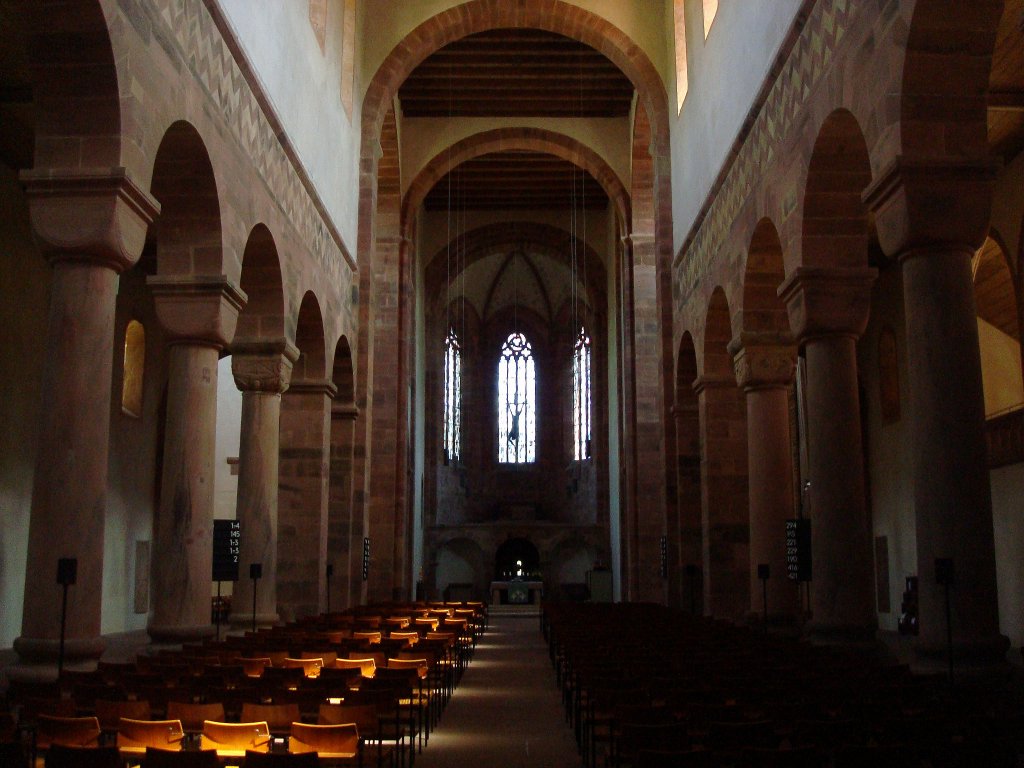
[498,332,536,464]
[443,328,461,461]
[573,326,591,460]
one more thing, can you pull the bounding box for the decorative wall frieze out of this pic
[141,0,354,280]
[674,0,856,303]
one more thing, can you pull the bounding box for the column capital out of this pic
[691,374,736,396]
[149,275,247,349]
[20,167,160,273]
[231,338,300,394]
[779,266,877,344]
[332,402,359,420]
[728,333,797,391]
[288,378,339,399]
[862,155,998,258]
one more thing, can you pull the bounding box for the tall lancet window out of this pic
[573,326,592,460]
[443,328,462,462]
[498,331,536,464]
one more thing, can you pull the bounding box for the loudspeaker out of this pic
[326,563,334,578]
[57,558,77,586]
[250,563,263,580]
[757,563,770,580]
[935,557,954,586]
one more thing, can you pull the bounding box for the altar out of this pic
[490,580,544,605]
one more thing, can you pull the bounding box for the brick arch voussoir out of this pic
[899,0,1003,160]
[402,128,630,239]
[27,0,122,169]
[362,0,669,173]
[739,216,789,337]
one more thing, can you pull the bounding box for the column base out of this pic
[803,622,891,659]
[13,635,106,664]
[8,636,107,683]
[227,612,280,630]
[146,623,216,644]
[913,634,1010,671]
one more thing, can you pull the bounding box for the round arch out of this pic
[402,128,630,237]
[293,291,327,381]
[237,224,285,341]
[742,218,789,336]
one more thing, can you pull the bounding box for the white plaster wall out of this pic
[0,164,48,648]
[991,462,1024,651]
[215,0,359,254]
[978,318,1024,417]
[400,117,631,199]
[859,265,917,633]
[670,0,804,253]
[213,356,242,525]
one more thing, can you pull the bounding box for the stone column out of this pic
[330,402,359,611]
[278,379,335,622]
[228,339,299,629]
[673,398,703,614]
[693,374,749,620]
[13,170,158,673]
[730,333,800,624]
[780,266,877,640]
[865,159,1008,664]
[147,276,245,643]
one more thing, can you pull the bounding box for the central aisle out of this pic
[416,614,582,768]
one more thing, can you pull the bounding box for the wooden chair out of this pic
[282,658,324,679]
[319,704,392,768]
[94,698,151,733]
[200,720,271,758]
[336,658,376,679]
[302,650,338,668]
[142,746,219,767]
[243,751,320,767]
[34,714,102,750]
[239,703,301,738]
[165,701,225,735]
[351,632,381,645]
[240,657,273,678]
[43,744,121,768]
[289,722,359,765]
[116,718,185,756]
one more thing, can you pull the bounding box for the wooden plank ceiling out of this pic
[987,0,1024,163]
[401,29,632,211]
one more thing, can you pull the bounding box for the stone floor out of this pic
[417,614,581,768]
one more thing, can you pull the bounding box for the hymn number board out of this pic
[213,519,241,582]
[785,519,811,582]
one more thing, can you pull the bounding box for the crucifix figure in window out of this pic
[498,332,536,463]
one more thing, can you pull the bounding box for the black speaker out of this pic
[935,557,954,586]
[250,563,263,580]
[57,558,77,586]
[757,563,770,580]
[326,563,334,578]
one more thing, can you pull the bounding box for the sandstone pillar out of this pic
[228,339,299,629]
[730,334,800,624]
[865,159,1007,664]
[693,374,749,620]
[278,379,335,621]
[147,276,245,643]
[13,170,158,671]
[780,266,877,640]
[330,402,359,612]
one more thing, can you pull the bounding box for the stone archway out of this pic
[358,3,673,603]
[494,537,540,580]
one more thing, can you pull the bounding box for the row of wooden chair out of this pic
[543,603,1024,768]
